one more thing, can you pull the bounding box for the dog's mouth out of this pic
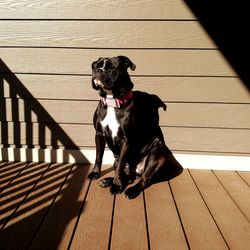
[93,78,104,88]
[93,77,114,91]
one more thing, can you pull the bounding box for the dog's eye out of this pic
[96,62,102,68]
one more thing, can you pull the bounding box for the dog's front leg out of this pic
[87,132,106,180]
[110,142,130,194]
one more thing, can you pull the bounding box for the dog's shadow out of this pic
[146,161,183,189]
[99,166,114,177]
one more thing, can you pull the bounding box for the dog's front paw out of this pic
[125,185,142,199]
[87,171,100,180]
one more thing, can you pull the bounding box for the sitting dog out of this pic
[87,56,183,199]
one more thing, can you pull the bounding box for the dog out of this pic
[87,56,183,199]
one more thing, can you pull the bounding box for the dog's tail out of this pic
[162,103,167,111]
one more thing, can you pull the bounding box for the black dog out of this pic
[87,56,183,199]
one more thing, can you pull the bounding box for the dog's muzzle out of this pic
[94,78,104,88]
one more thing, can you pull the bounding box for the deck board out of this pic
[213,170,250,221]
[0,163,73,249]
[0,162,49,229]
[144,181,188,250]
[0,162,28,193]
[111,190,148,250]
[169,170,228,250]
[70,172,114,250]
[237,171,250,186]
[190,169,250,250]
[0,162,249,250]
[29,164,90,250]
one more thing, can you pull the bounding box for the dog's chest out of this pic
[101,107,120,138]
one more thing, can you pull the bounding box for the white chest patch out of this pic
[101,107,120,138]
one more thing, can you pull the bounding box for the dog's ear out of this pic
[91,57,102,69]
[118,56,136,71]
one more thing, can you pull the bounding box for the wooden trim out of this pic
[1,148,249,171]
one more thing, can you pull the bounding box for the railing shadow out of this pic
[0,162,91,249]
[0,59,91,249]
[184,0,250,91]
[0,58,89,163]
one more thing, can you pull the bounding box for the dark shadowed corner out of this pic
[184,0,250,91]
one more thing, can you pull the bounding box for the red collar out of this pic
[101,91,133,108]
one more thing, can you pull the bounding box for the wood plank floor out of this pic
[0,161,249,250]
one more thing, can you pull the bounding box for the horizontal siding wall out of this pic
[0,0,250,164]
[0,0,195,19]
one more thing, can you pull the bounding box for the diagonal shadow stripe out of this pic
[184,0,250,91]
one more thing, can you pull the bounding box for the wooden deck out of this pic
[0,161,249,250]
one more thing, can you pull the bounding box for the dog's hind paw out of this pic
[110,183,124,195]
[87,171,100,180]
[99,177,114,188]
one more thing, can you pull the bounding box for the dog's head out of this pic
[91,56,136,98]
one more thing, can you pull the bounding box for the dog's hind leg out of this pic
[124,144,183,199]
[124,147,165,199]
[124,165,162,199]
